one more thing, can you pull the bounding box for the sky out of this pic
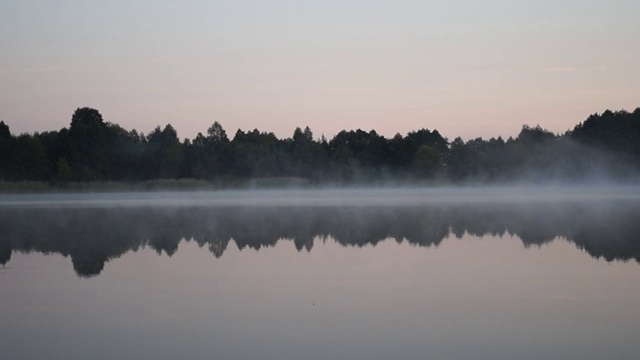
[1,0,639,141]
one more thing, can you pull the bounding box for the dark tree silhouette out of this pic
[0,106,639,184]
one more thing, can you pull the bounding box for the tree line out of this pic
[1,107,639,184]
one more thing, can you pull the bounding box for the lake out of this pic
[1,188,640,360]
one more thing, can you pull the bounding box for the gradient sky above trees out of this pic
[1,0,638,141]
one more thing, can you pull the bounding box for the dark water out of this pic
[1,189,640,360]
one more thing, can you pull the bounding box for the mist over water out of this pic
[1,185,640,207]
[2,186,640,274]
[2,187,640,360]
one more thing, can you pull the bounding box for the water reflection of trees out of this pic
[1,201,639,277]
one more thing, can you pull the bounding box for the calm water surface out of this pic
[1,189,640,360]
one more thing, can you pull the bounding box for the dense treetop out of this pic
[1,107,639,184]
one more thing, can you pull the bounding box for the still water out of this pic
[1,188,640,360]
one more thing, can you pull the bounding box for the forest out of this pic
[1,107,639,185]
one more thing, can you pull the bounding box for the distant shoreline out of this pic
[2,178,640,194]
[2,107,640,187]
[0,178,311,193]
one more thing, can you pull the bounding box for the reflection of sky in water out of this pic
[2,190,640,359]
[2,235,640,360]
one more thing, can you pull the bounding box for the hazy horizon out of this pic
[2,1,639,141]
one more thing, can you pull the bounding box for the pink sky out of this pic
[1,1,638,141]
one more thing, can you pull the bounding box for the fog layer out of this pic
[2,188,639,276]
